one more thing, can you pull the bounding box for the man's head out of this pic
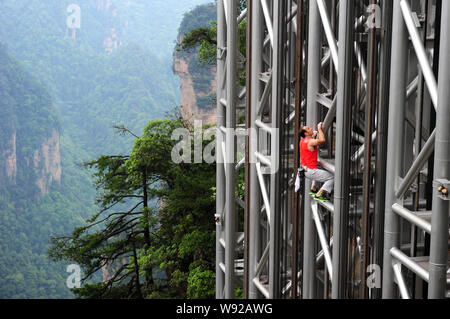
[300,126,314,138]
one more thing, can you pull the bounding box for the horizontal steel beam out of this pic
[252,278,270,298]
[255,119,273,134]
[392,203,432,234]
[390,247,429,282]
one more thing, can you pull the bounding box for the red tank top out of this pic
[300,138,318,169]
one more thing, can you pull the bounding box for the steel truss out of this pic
[216,0,450,299]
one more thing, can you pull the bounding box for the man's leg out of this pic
[304,171,318,194]
[319,176,334,194]
[311,180,319,194]
[306,169,334,197]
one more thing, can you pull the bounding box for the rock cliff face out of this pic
[1,128,61,197]
[173,3,217,125]
[3,126,17,184]
[173,50,216,125]
[33,129,62,196]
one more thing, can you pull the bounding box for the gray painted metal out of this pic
[216,0,449,300]
[396,130,436,199]
[392,203,432,234]
[248,0,263,300]
[400,0,438,108]
[216,0,226,299]
[428,0,450,298]
[224,0,237,299]
[382,0,409,299]
[302,0,321,299]
[269,0,282,299]
[331,0,354,299]
[392,262,411,299]
[390,247,429,282]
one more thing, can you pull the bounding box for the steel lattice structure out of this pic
[216,0,450,299]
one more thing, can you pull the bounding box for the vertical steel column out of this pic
[292,0,304,299]
[302,0,321,299]
[410,0,429,297]
[248,0,263,300]
[331,0,354,299]
[428,0,450,299]
[382,0,409,299]
[269,0,283,299]
[424,0,441,298]
[216,0,227,299]
[373,0,393,299]
[361,0,378,299]
[225,0,237,299]
[244,0,252,299]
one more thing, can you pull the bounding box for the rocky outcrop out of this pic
[173,2,217,125]
[33,129,62,196]
[173,52,216,125]
[174,55,197,119]
[1,128,61,196]
[3,127,17,183]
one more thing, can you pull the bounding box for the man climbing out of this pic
[299,122,334,202]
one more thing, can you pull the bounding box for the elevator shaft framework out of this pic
[216,0,450,299]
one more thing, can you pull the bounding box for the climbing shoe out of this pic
[314,192,330,202]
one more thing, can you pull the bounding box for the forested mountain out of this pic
[0,0,182,155]
[0,0,213,298]
[0,43,79,298]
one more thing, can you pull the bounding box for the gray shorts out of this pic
[304,168,334,194]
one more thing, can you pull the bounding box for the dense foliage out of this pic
[50,115,216,299]
[0,44,84,298]
[47,2,221,299]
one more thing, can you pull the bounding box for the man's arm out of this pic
[308,122,326,151]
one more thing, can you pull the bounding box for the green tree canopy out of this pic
[49,112,217,299]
